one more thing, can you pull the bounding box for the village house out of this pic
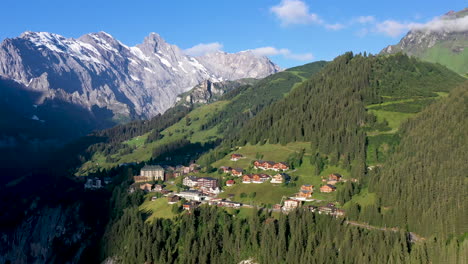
[320,184,337,193]
[140,165,165,181]
[183,176,199,187]
[273,204,283,211]
[151,196,158,201]
[242,174,253,183]
[230,153,244,161]
[153,184,164,192]
[271,173,291,184]
[231,168,244,177]
[283,199,301,211]
[183,201,200,211]
[226,179,235,186]
[254,160,276,170]
[183,176,218,189]
[220,166,232,173]
[328,173,343,181]
[167,195,180,204]
[252,173,271,183]
[139,183,153,192]
[273,162,290,171]
[197,177,218,189]
[296,184,314,199]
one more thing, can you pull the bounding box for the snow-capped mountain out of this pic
[0,31,280,120]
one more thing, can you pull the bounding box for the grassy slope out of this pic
[79,101,229,173]
[213,142,348,206]
[419,41,468,75]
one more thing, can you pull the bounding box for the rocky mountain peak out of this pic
[0,31,281,123]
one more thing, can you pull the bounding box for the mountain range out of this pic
[0,31,280,123]
[381,8,468,75]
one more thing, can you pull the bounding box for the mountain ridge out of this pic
[0,31,280,122]
[381,8,468,75]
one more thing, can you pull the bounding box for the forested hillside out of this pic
[362,82,468,238]
[102,205,417,264]
[226,53,464,178]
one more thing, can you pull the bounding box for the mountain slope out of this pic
[229,53,465,176]
[76,61,327,173]
[381,8,468,75]
[366,82,468,238]
[0,31,280,122]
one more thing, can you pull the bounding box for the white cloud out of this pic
[270,0,323,26]
[325,23,345,30]
[184,42,223,56]
[375,20,412,37]
[250,46,314,61]
[355,16,375,24]
[375,15,468,37]
[270,0,347,31]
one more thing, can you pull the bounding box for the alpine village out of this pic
[0,3,467,264]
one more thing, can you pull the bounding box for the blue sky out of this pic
[1,0,466,68]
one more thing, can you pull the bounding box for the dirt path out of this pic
[345,220,425,243]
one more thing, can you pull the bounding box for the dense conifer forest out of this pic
[92,54,467,263]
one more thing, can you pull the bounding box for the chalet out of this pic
[296,184,314,199]
[300,184,314,192]
[183,176,199,187]
[253,160,263,168]
[139,183,153,192]
[297,190,312,199]
[230,153,243,161]
[220,166,232,173]
[183,201,200,211]
[252,174,270,183]
[283,199,301,211]
[273,162,290,171]
[328,173,343,181]
[226,179,235,186]
[180,166,189,174]
[140,165,165,181]
[153,184,164,192]
[242,174,253,183]
[271,173,291,184]
[273,204,283,211]
[133,176,149,183]
[167,195,180,204]
[231,168,244,177]
[254,160,276,170]
[320,184,336,193]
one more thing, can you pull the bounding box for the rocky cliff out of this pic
[0,31,280,121]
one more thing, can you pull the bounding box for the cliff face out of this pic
[176,78,258,107]
[0,205,91,264]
